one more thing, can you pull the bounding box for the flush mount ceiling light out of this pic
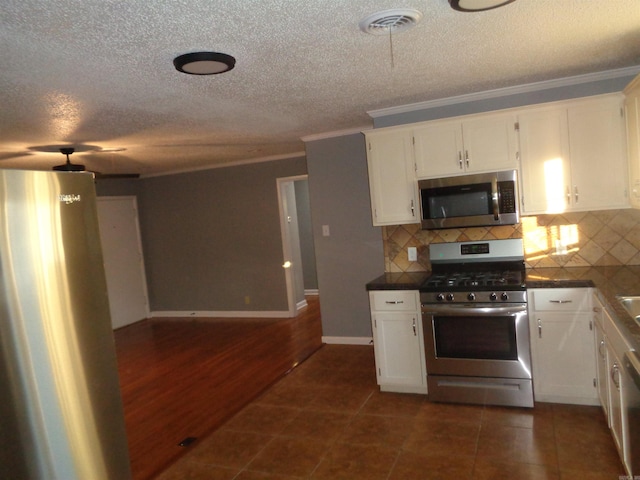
[359,8,423,35]
[449,0,517,12]
[173,51,236,75]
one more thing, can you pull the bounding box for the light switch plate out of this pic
[408,246,417,261]
[322,225,330,237]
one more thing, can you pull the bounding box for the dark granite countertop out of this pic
[366,271,430,291]
[366,266,640,351]
[526,266,640,352]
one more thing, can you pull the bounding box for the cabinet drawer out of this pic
[530,288,591,312]
[370,290,418,311]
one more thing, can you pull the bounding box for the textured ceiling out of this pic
[1,0,639,176]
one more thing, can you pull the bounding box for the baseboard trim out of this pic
[322,336,373,345]
[150,310,291,319]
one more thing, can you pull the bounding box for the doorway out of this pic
[277,176,318,316]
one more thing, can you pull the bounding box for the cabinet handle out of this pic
[458,151,463,169]
[566,186,571,205]
[538,318,542,338]
[574,186,579,203]
[410,199,415,216]
[412,317,417,336]
[549,299,572,304]
[611,362,620,390]
[385,300,404,304]
[465,150,469,168]
[599,339,606,358]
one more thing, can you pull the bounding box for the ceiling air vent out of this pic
[359,8,423,35]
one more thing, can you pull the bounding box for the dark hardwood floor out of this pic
[114,296,323,480]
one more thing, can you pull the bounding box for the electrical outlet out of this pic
[322,225,330,236]
[408,246,417,262]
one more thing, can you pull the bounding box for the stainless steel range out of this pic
[420,238,533,408]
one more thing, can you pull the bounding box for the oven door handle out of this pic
[422,304,527,316]
[492,177,500,221]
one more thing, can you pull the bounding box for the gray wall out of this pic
[136,156,307,312]
[94,177,139,197]
[306,134,384,339]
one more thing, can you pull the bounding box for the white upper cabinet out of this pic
[364,93,629,226]
[519,105,572,213]
[518,94,628,214]
[413,118,462,178]
[365,129,420,226]
[414,112,518,178]
[624,75,640,209]
[568,95,628,211]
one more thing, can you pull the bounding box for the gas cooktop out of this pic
[420,239,527,302]
[422,269,525,290]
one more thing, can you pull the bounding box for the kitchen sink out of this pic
[617,296,640,325]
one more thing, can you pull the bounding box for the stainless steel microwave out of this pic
[418,170,519,230]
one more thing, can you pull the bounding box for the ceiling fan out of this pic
[52,147,139,179]
[53,147,85,172]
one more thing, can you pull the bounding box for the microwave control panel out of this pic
[498,181,517,213]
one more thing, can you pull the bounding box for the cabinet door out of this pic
[607,346,625,456]
[461,112,518,174]
[567,95,628,211]
[366,130,419,226]
[594,320,610,422]
[530,312,598,403]
[414,119,464,178]
[372,311,424,387]
[518,106,572,214]
[624,91,640,208]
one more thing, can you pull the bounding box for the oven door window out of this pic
[433,315,518,360]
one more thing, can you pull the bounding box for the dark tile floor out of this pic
[155,345,625,480]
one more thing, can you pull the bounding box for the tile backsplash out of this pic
[383,209,640,273]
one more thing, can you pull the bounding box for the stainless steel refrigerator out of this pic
[0,170,131,479]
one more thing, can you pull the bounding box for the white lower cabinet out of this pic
[593,292,634,474]
[369,290,427,394]
[593,304,610,419]
[528,288,599,405]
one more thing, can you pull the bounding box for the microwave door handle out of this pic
[492,177,500,220]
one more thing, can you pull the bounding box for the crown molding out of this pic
[367,65,640,118]
[142,151,306,178]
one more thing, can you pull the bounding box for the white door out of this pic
[97,196,149,329]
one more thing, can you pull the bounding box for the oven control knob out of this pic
[489,292,498,301]
[446,293,455,302]
[467,293,476,301]
[436,293,445,302]
[501,292,509,301]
